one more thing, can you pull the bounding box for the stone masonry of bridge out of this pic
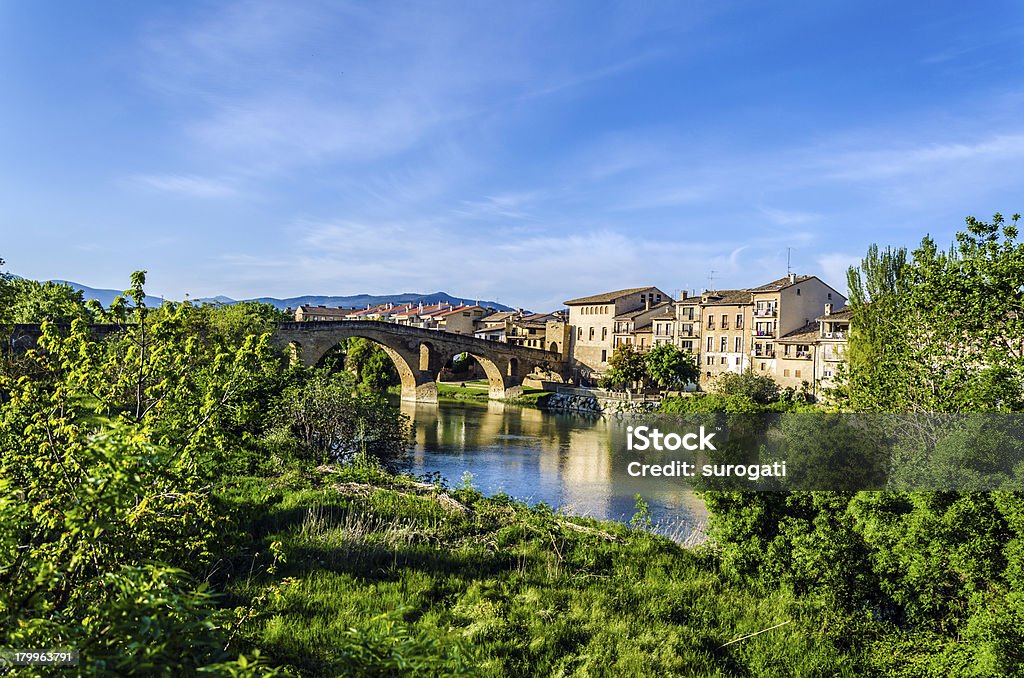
[272,320,566,403]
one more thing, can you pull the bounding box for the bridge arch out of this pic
[271,320,564,403]
[444,350,511,400]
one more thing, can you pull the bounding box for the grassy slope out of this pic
[219,467,864,677]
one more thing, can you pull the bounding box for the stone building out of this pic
[612,301,671,351]
[776,304,851,396]
[564,286,668,382]
[699,289,752,382]
[294,305,360,321]
[434,305,491,335]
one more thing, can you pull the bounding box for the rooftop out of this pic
[777,321,821,343]
[817,306,853,321]
[701,289,751,306]
[564,286,659,305]
[614,301,671,320]
[750,274,815,292]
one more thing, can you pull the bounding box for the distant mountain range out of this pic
[54,281,517,313]
[52,281,168,308]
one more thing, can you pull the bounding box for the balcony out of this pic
[753,308,777,317]
[754,329,775,338]
[753,350,775,358]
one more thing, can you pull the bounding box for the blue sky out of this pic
[3,1,1024,310]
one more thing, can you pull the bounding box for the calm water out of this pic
[392,398,708,538]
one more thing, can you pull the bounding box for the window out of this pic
[823,369,833,377]
[707,317,715,329]
[760,362,765,370]
[656,294,662,303]
[795,369,802,378]
[720,337,727,351]
[784,369,790,377]
[734,337,742,352]
[828,293,832,300]
[601,349,607,362]
[577,327,582,339]
[706,356,713,365]
[736,313,743,329]
[796,288,801,295]
[602,327,607,340]
[707,336,714,352]
[641,294,646,303]
[589,327,595,340]
[720,356,726,364]
[721,314,728,329]
[734,357,741,365]
[681,340,693,350]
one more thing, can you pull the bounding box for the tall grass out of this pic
[217,468,867,676]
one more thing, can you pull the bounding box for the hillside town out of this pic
[294,273,850,398]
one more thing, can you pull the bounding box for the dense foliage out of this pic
[701,214,1024,674]
[0,268,407,674]
[602,343,697,391]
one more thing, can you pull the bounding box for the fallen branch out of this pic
[718,621,792,650]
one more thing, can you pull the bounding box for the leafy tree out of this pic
[0,272,289,671]
[275,369,410,464]
[338,337,400,390]
[712,369,780,404]
[845,213,1024,412]
[602,343,646,390]
[0,256,13,323]
[5,279,94,324]
[644,343,698,389]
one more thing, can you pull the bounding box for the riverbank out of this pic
[389,380,554,407]
[220,463,860,676]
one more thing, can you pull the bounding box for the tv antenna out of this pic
[707,270,716,290]
[787,248,792,275]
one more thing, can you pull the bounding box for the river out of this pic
[392,398,708,541]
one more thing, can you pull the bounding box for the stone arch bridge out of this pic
[272,321,564,402]
[7,321,566,404]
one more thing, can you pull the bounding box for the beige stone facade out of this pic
[776,304,850,396]
[564,287,668,382]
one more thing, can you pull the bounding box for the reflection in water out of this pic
[394,398,707,536]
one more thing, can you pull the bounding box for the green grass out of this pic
[434,381,552,407]
[217,467,866,676]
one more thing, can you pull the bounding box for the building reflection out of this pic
[396,398,706,530]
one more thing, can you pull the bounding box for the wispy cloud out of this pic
[133,173,239,198]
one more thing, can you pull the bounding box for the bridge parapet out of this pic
[271,320,565,403]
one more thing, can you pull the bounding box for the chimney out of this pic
[824,303,833,316]
[645,299,651,311]
[788,272,797,284]
[679,290,688,300]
